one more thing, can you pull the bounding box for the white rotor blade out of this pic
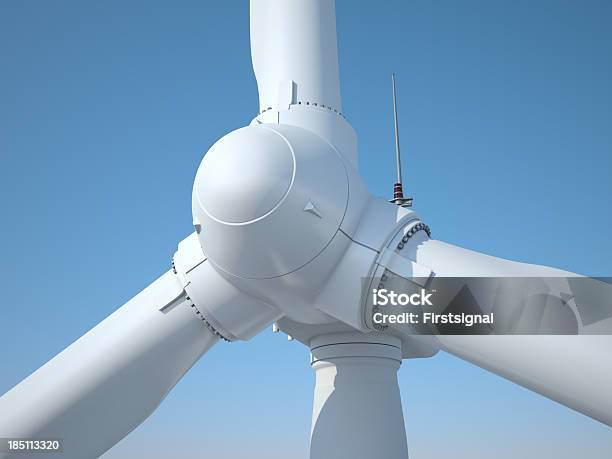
[0,269,219,458]
[436,335,612,426]
[250,0,342,112]
[414,239,612,426]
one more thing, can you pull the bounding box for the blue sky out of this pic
[1,1,611,458]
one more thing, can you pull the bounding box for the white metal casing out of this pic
[252,104,359,169]
[193,124,349,280]
[173,233,281,341]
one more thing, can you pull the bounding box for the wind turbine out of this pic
[1,1,611,458]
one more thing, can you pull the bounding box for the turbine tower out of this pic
[1,1,610,458]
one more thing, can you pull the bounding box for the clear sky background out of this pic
[1,1,611,458]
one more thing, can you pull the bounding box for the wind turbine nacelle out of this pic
[192,124,349,280]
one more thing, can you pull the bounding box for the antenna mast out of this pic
[389,73,413,207]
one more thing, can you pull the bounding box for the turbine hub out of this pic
[192,124,349,279]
